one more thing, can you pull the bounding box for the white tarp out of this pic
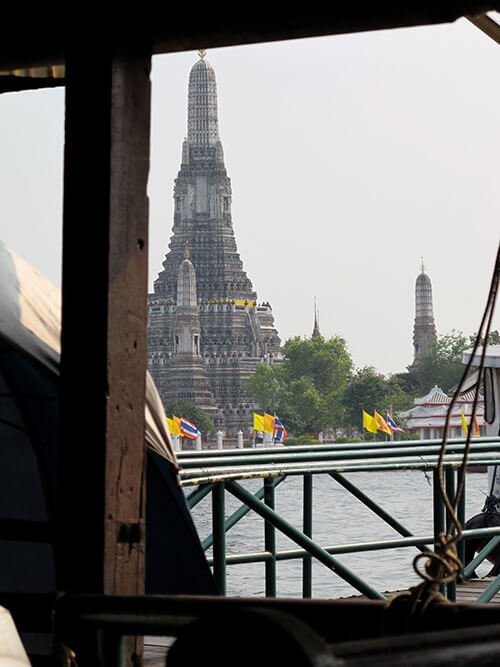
[0,241,176,466]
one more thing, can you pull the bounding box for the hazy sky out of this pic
[1,17,499,376]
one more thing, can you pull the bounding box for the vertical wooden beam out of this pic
[57,36,151,605]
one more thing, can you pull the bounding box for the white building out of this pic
[401,385,485,440]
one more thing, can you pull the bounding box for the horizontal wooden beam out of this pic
[0,75,64,94]
[1,4,499,70]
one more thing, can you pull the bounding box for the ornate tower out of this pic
[312,298,321,338]
[148,51,281,433]
[163,246,219,419]
[412,258,437,361]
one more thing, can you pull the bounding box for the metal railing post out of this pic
[212,482,226,595]
[445,466,456,602]
[264,477,277,597]
[433,468,446,598]
[303,473,313,598]
[457,470,466,570]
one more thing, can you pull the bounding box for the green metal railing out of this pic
[179,437,500,603]
[44,437,500,666]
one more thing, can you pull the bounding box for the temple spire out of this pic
[412,260,437,362]
[148,54,281,433]
[187,51,220,148]
[312,298,321,338]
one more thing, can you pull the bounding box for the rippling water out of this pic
[188,469,491,599]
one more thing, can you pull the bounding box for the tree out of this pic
[280,335,353,396]
[471,329,500,346]
[342,366,413,433]
[408,330,470,396]
[164,398,215,436]
[245,363,282,415]
[246,334,353,435]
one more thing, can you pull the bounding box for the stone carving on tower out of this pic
[148,51,281,433]
[412,258,437,362]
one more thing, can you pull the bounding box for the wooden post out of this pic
[57,32,151,664]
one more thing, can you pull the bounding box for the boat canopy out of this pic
[0,241,217,597]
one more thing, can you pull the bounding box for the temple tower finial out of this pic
[421,256,425,273]
[198,49,206,60]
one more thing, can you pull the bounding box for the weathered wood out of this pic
[57,36,151,665]
[1,4,499,71]
[52,591,500,666]
[355,577,500,606]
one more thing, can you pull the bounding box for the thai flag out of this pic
[386,413,405,433]
[180,417,199,439]
[273,414,287,442]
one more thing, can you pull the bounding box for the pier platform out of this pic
[376,577,500,606]
[143,577,500,665]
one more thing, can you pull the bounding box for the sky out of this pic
[0,17,499,377]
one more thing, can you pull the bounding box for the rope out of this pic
[387,243,500,617]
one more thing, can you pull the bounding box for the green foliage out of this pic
[246,328,492,439]
[408,330,470,396]
[164,398,215,436]
[334,436,363,443]
[246,334,354,435]
[397,432,420,441]
[471,329,500,346]
[245,363,282,414]
[284,435,322,446]
[342,366,413,432]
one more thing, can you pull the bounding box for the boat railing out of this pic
[178,436,500,603]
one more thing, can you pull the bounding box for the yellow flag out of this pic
[461,412,468,436]
[363,410,378,434]
[473,415,480,437]
[253,413,265,431]
[171,415,182,436]
[374,411,392,436]
[264,413,275,434]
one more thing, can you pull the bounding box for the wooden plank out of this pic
[360,578,500,605]
[348,577,500,605]
[57,35,151,666]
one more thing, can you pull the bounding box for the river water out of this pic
[188,469,492,599]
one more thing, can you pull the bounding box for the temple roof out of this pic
[413,384,483,406]
[401,383,485,429]
[414,385,451,405]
